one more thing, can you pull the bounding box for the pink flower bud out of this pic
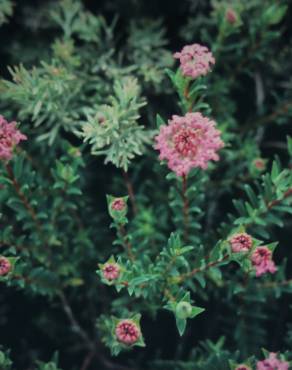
[0,115,27,161]
[253,158,266,171]
[0,256,12,276]
[174,43,215,79]
[111,198,126,211]
[115,319,140,345]
[98,115,106,125]
[102,263,120,281]
[226,8,237,24]
[251,246,277,277]
[257,352,289,370]
[229,232,253,253]
[236,365,251,370]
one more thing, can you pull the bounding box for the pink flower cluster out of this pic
[251,247,277,277]
[0,256,11,276]
[253,158,266,171]
[174,44,215,79]
[229,232,253,253]
[154,112,224,176]
[257,352,289,370]
[0,115,27,161]
[102,263,120,281]
[115,319,140,345]
[226,8,238,24]
[111,198,126,211]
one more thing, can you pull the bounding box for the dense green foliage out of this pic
[0,0,292,369]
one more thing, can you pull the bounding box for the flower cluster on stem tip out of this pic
[0,256,11,276]
[102,263,120,282]
[236,365,251,370]
[229,232,253,253]
[257,352,289,370]
[155,112,224,176]
[0,115,27,161]
[251,247,277,277]
[174,44,215,79]
[115,320,141,345]
[253,158,266,171]
[226,8,238,24]
[111,198,126,211]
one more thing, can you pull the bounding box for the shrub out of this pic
[1,0,292,369]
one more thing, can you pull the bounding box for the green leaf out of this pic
[262,5,287,25]
[189,306,205,318]
[175,317,187,336]
[156,114,165,128]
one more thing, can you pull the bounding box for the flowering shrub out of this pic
[1,0,292,369]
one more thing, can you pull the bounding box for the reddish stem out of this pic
[119,224,135,261]
[184,84,193,112]
[122,170,137,215]
[182,174,189,241]
[5,163,42,232]
[267,188,292,209]
[179,254,229,282]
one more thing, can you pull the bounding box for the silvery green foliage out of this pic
[79,77,154,170]
[0,348,12,370]
[0,1,172,147]
[2,62,81,144]
[127,19,174,87]
[0,0,13,26]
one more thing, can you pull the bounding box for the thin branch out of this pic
[58,291,94,350]
[178,254,229,282]
[182,174,189,242]
[242,100,292,132]
[122,170,137,215]
[118,224,135,261]
[58,291,138,370]
[5,163,48,251]
[80,349,96,370]
[5,163,41,230]
[267,188,292,209]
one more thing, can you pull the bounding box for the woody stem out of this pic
[122,169,137,215]
[5,163,43,235]
[118,224,135,261]
[182,174,189,242]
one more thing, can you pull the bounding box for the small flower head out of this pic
[111,198,126,211]
[229,232,253,253]
[115,319,141,345]
[174,43,215,79]
[257,352,289,370]
[102,263,120,281]
[154,112,224,176]
[226,8,238,24]
[253,158,266,171]
[0,115,27,161]
[236,365,251,370]
[251,247,277,277]
[97,113,106,125]
[0,256,12,276]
